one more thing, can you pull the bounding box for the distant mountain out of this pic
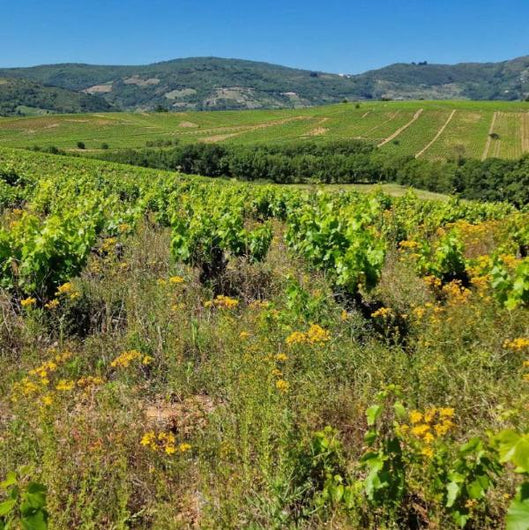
[0,78,114,116]
[0,55,528,114]
[358,55,529,100]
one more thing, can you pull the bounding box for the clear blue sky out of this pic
[1,0,528,73]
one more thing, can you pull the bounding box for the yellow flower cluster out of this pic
[12,350,73,402]
[44,299,60,310]
[371,307,394,319]
[404,407,456,457]
[204,295,239,309]
[56,282,80,301]
[110,350,153,368]
[286,324,331,346]
[399,240,419,250]
[423,275,442,289]
[169,275,184,285]
[504,338,529,352]
[467,255,492,278]
[442,280,471,305]
[276,379,290,393]
[100,237,117,253]
[55,379,75,391]
[77,376,105,389]
[20,297,37,308]
[499,253,520,270]
[140,431,192,455]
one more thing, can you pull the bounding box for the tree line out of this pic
[91,140,529,206]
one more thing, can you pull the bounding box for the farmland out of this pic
[1,100,529,160]
[0,147,528,528]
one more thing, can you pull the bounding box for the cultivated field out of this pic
[0,148,528,528]
[1,100,529,159]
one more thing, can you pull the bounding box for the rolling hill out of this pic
[0,55,528,113]
[0,77,114,116]
[1,101,528,162]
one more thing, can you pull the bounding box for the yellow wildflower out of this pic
[371,307,394,319]
[179,443,192,453]
[306,324,330,344]
[423,432,435,444]
[21,297,37,308]
[286,331,307,346]
[165,444,176,455]
[57,282,74,295]
[140,432,157,450]
[142,355,154,366]
[409,411,423,424]
[423,275,442,289]
[504,338,529,352]
[111,350,142,368]
[44,299,60,310]
[205,295,239,309]
[424,408,437,423]
[399,240,419,250]
[169,276,184,284]
[275,353,289,363]
[55,379,75,391]
[276,379,289,393]
[41,394,53,406]
[421,446,434,458]
[77,376,105,389]
[411,424,430,437]
[439,407,455,418]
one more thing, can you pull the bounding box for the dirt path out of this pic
[377,109,424,147]
[481,111,498,160]
[361,111,370,119]
[362,111,400,137]
[415,110,456,158]
[201,115,311,143]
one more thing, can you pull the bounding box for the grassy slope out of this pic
[0,100,528,160]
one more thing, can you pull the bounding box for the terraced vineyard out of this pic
[0,148,528,528]
[0,100,528,160]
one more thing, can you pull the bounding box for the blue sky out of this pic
[1,0,528,73]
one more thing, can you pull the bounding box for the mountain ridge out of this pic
[0,55,528,115]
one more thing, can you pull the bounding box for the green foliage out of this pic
[358,387,407,510]
[417,231,468,285]
[496,430,529,530]
[490,259,529,309]
[0,469,48,530]
[445,438,501,528]
[285,194,386,296]
[0,211,97,297]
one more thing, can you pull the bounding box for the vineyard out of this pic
[0,146,528,528]
[1,100,529,160]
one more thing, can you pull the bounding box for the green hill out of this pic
[0,77,114,117]
[0,56,528,112]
